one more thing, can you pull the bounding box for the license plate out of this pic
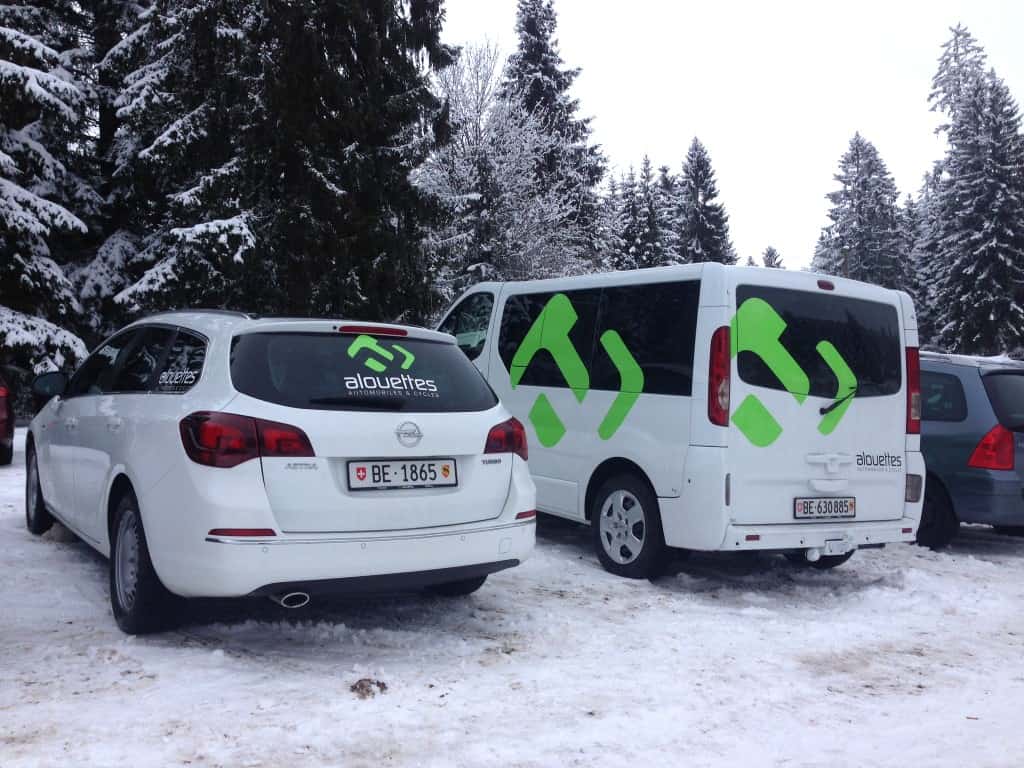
[347,459,457,491]
[794,497,856,519]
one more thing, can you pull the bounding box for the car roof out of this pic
[131,311,454,344]
[920,350,1024,372]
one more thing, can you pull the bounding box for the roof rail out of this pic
[146,308,253,320]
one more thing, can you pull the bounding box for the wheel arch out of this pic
[106,473,136,550]
[584,457,655,522]
[925,470,958,521]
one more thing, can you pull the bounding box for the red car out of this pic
[0,373,13,465]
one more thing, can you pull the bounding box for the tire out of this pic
[0,441,12,466]
[109,491,179,634]
[591,473,668,580]
[426,575,488,597]
[25,443,53,535]
[785,550,856,569]
[916,478,958,550]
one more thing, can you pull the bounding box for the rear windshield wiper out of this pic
[308,396,410,410]
[820,386,857,415]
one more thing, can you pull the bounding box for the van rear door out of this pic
[728,280,907,525]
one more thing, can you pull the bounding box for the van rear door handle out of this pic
[64,417,78,431]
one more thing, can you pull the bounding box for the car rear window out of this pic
[735,285,902,398]
[230,332,498,412]
[983,372,1024,431]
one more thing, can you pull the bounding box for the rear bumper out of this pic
[247,559,520,597]
[162,521,535,597]
[719,517,918,552]
[951,477,1024,526]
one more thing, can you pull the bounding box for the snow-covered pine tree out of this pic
[929,24,988,136]
[0,3,96,374]
[614,168,642,271]
[932,72,1024,354]
[501,0,604,253]
[745,255,757,267]
[592,175,625,272]
[676,138,735,264]
[634,155,661,268]
[654,164,681,264]
[910,166,944,345]
[414,42,586,305]
[811,133,907,289]
[109,0,455,322]
[762,246,783,268]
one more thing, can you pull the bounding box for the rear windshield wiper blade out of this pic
[308,396,409,410]
[819,386,857,415]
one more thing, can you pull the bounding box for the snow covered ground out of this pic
[2,427,1022,768]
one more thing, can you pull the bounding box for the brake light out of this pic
[256,419,314,457]
[208,528,276,537]
[906,347,921,435]
[0,386,8,398]
[708,326,731,426]
[968,425,1015,471]
[515,510,537,520]
[817,280,835,291]
[180,412,314,467]
[338,324,408,337]
[485,417,528,461]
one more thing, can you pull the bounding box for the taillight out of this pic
[0,386,8,398]
[708,326,731,427]
[906,347,921,434]
[180,412,313,467]
[256,419,314,457]
[485,417,528,461]
[968,425,1015,471]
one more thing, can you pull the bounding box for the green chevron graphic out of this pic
[347,335,416,373]
[731,298,857,447]
[510,293,644,447]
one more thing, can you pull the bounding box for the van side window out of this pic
[67,330,139,397]
[438,292,494,361]
[498,289,601,388]
[592,281,700,396]
[112,327,176,393]
[921,372,968,422]
[154,330,207,393]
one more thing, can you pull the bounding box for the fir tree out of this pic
[654,164,680,264]
[677,138,735,264]
[910,166,944,345]
[933,72,1024,354]
[109,0,455,322]
[501,0,604,249]
[762,246,783,268]
[614,168,641,271]
[929,24,988,136]
[635,155,661,268]
[0,3,97,372]
[811,133,906,289]
[744,255,757,267]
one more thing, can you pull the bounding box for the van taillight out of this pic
[968,425,1015,471]
[180,412,313,468]
[0,386,8,399]
[708,326,731,427]
[485,417,528,461]
[906,347,921,434]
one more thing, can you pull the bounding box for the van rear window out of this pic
[983,372,1024,431]
[735,285,902,398]
[230,333,497,412]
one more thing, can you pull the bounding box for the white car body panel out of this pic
[439,263,924,555]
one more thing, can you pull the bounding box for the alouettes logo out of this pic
[355,466,367,482]
[441,464,451,479]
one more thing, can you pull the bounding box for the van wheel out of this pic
[25,444,53,535]
[591,473,668,580]
[426,575,488,597]
[916,479,958,550]
[109,491,179,634]
[785,550,856,569]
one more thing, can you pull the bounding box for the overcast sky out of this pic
[441,0,1024,269]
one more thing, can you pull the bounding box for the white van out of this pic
[438,263,925,577]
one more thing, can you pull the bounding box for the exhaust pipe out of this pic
[805,547,822,563]
[269,591,310,609]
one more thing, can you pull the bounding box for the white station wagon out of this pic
[27,311,536,634]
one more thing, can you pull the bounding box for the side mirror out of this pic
[32,371,69,401]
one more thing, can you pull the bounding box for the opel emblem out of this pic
[396,422,423,448]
